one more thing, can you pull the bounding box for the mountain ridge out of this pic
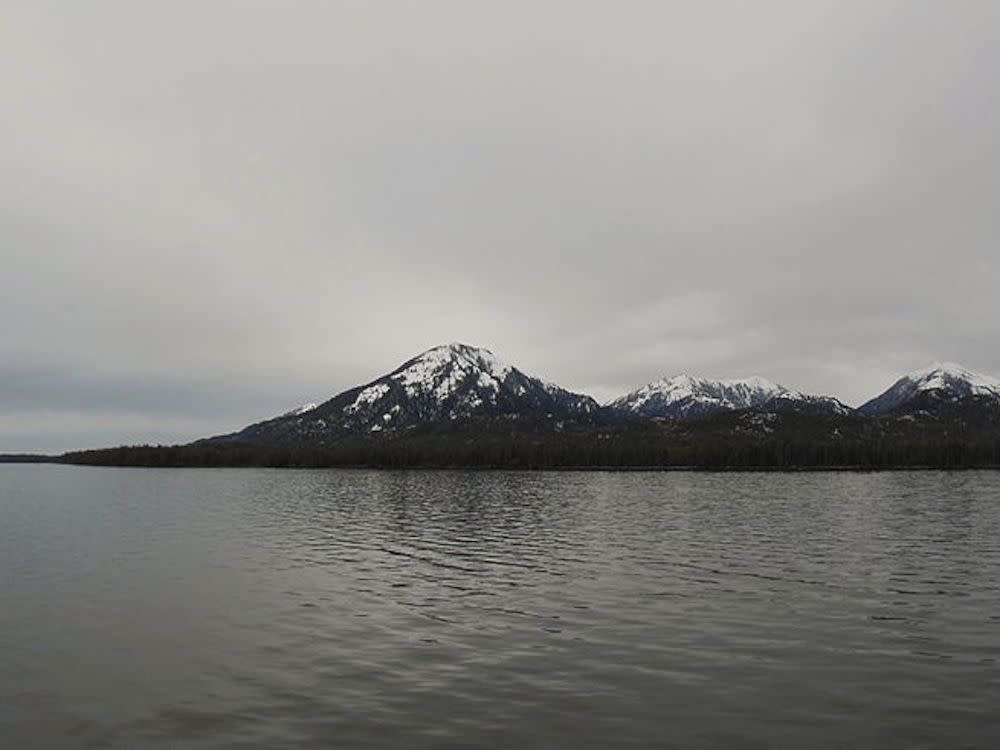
[214,345,1000,445]
[57,348,1000,470]
[606,374,851,420]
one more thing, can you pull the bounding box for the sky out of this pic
[4,1,1000,452]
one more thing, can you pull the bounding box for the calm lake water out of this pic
[2,466,999,748]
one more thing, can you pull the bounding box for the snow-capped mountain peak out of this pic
[607,374,850,420]
[906,362,1000,395]
[859,362,1000,416]
[223,343,599,442]
[607,374,789,420]
[389,343,514,401]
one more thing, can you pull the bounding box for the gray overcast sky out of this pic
[3,1,1000,452]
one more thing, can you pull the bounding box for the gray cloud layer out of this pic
[4,1,1000,451]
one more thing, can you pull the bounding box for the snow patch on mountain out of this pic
[281,402,318,418]
[345,383,390,413]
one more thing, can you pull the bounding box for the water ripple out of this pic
[2,467,1000,748]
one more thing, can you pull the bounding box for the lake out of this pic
[2,466,999,748]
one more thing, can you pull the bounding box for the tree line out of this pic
[59,435,1000,470]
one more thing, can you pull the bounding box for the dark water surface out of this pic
[2,467,999,748]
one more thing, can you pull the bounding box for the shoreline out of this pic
[8,458,1000,473]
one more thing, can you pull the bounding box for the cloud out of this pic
[3,1,1000,450]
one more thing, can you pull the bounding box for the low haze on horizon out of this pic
[4,2,1000,452]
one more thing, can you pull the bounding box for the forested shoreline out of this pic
[56,435,1000,470]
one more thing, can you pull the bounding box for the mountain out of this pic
[606,374,850,420]
[67,353,1000,469]
[207,354,999,450]
[219,343,599,443]
[858,363,1000,417]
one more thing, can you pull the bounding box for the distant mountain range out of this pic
[212,345,1000,444]
[54,345,1000,469]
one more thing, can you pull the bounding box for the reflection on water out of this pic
[2,467,999,748]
